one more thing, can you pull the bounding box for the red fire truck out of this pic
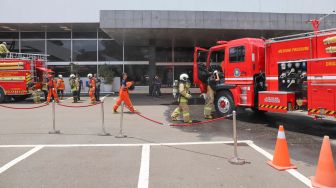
[194,29,336,119]
[0,53,52,103]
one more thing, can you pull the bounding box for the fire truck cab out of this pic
[194,29,336,119]
[0,52,51,103]
[194,38,265,115]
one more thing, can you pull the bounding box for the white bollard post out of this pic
[98,99,110,136]
[49,100,60,134]
[228,111,245,165]
[116,102,127,138]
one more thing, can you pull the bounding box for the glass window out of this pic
[21,40,45,54]
[72,65,97,76]
[72,40,97,61]
[47,40,71,62]
[157,66,174,87]
[174,47,194,62]
[98,30,112,39]
[73,32,97,39]
[47,32,71,39]
[0,32,19,39]
[98,40,122,61]
[48,65,70,77]
[174,65,196,87]
[156,47,172,62]
[1,39,19,52]
[229,46,245,63]
[124,46,149,61]
[124,65,149,86]
[209,49,225,71]
[21,32,45,39]
[98,64,123,84]
[210,50,225,64]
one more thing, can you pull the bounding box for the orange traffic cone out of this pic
[267,125,297,170]
[311,136,336,188]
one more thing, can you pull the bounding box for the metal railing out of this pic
[267,28,336,43]
[5,52,48,61]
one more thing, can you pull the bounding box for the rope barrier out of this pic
[57,102,101,108]
[0,103,49,110]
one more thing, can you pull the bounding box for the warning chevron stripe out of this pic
[259,104,287,110]
[308,108,335,115]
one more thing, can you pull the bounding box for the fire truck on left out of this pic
[0,52,52,103]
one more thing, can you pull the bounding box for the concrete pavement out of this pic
[0,94,334,188]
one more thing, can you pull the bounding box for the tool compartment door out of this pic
[308,60,336,115]
[258,91,295,113]
[309,84,335,113]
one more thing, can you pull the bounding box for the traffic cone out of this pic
[267,125,297,170]
[311,136,336,188]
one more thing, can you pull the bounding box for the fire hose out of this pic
[57,102,100,108]
[127,106,232,127]
[0,103,49,110]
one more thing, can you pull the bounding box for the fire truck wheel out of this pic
[0,88,4,103]
[215,91,235,116]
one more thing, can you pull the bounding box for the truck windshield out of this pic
[209,50,224,70]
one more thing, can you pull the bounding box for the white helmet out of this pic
[2,42,7,45]
[87,73,93,78]
[70,74,75,78]
[213,70,219,74]
[58,74,63,78]
[179,73,189,81]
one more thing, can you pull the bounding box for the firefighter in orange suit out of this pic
[113,73,136,113]
[88,73,96,104]
[46,74,59,104]
[57,74,65,100]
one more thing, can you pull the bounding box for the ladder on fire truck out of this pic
[5,52,48,61]
[4,52,49,82]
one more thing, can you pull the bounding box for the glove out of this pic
[186,94,192,99]
[200,93,206,100]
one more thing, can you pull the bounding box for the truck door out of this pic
[224,45,250,81]
[193,47,208,93]
[224,44,255,106]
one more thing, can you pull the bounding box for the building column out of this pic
[148,39,156,95]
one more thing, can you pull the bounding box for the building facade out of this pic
[0,0,335,91]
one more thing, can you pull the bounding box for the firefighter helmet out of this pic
[58,74,63,78]
[87,73,93,78]
[70,74,75,78]
[179,73,189,81]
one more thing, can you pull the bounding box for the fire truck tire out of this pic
[12,95,28,102]
[215,91,235,116]
[0,88,4,103]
